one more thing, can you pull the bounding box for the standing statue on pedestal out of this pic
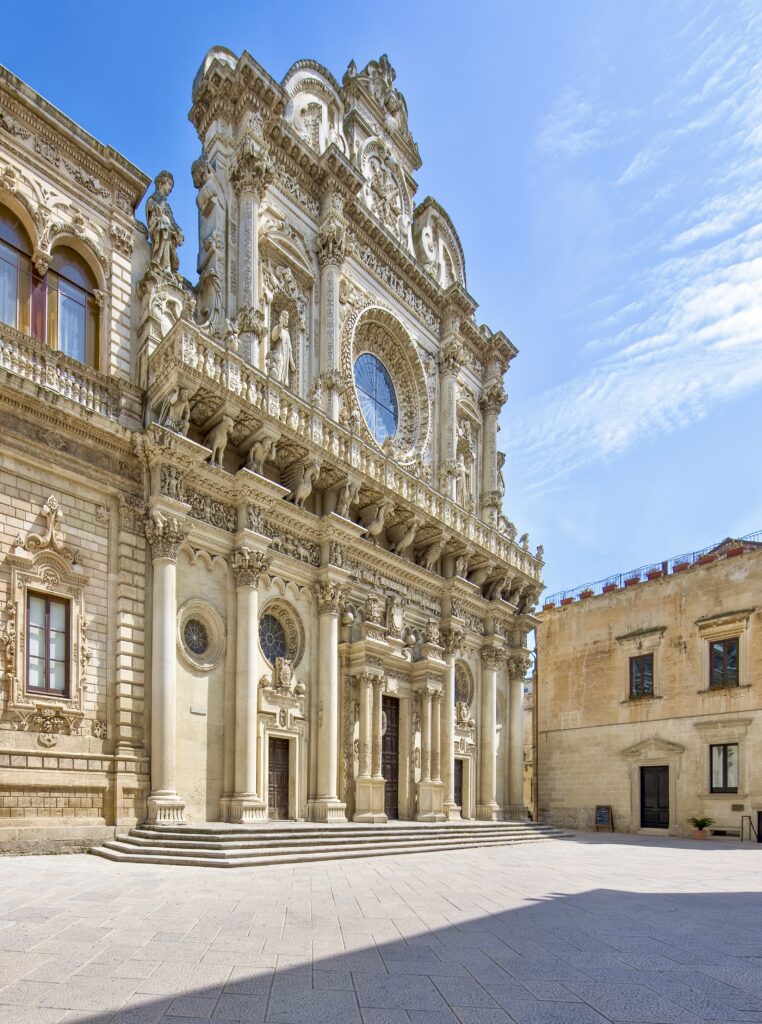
[145,170,183,276]
[267,310,296,387]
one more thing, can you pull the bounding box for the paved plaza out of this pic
[0,833,760,1024]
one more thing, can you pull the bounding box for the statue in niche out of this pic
[158,387,191,436]
[192,156,225,330]
[455,453,468,508]
[267,310,295,386]
[145,170,183,276]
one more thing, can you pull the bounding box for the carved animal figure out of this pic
[283,460,320,508]
[392,516,420,555]
[486,574,510,601]
[335,480,360,519]
[204,415,234,469]
[419,537,445,572]
[362,498,394,543]
[246,436,277,475]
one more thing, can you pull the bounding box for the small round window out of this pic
[183,618,209,656]
[259,613,287,664]
[354,352,398,444]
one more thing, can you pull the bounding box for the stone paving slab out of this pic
[0,833,759,1022]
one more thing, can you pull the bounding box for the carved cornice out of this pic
[231,547,270,588]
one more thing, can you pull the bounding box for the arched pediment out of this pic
[413,196,466,289]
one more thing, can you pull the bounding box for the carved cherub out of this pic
[246,436,277,475]
[204,415,234,469]
[158,387,191,436]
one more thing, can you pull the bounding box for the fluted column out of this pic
[479,383,506,525]
[229,549,269,822]
[438,323,463,499]
[231,135,273,365]
[144,511,190,825]
[357,674,372,780]
[431,691,442,783]
[317,189,346,422]
[311,581,347,821]
[478,643,501,820]
[441,627,465,819]
[371,678,384,779]
[508,655,527,814]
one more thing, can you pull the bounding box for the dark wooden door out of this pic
[268,737,290,820]
[453,758,463,809]
[640,766,669,828]
[382,695,399,820]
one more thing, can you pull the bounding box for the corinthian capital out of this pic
[231,137,275,199]
[231,548,270,588]
[438,338,463,377]
[317,214,346,267]
[480,644,503,669]
[479,382,507,416]
[317,580,344,616]
[144,510,190,562]
[441,627,466,657]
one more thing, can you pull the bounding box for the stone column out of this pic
[479,383,506,525]
[229,549,269,822]
[231,136,273,365]
[420,688,432,783]
[372,678,384,780]
[478,644,501,820]
[508,661,526,815]
[441,628,464,819]
[311,581,347,821]
[353,674,386,823]
[431,691,442,784]
[144,511,190,825]
[438,326,463,499]
[317,189,346,422]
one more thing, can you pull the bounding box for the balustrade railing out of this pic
[0,320,120,419]
[151,319,542,583]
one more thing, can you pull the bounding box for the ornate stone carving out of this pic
[261,522,320,566]
[391,515,421,555]
[441,628,466,657]
[145,170,183,277]
[231,548,270,588]
[480,381,507,417]
[110,220,134,257]
[192,154,226,331]
[18,496,78,564]
[418,536,446,573]
[246,436,278,475]
[204,415,234,469]
[160,465,186,502]
[480,645,503,669]
[144,511,190,561]
[266,309,295,386]
[335,480,360,519]
[317,212,346,267]
[359,497,394,543]
[186,490,237,533]
[282,459,320,508]
[318,581,343,616]
[424,619,440,645]
[231,137,274,198]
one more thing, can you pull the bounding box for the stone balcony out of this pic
[146,318,542,585]
[0,320,141,426]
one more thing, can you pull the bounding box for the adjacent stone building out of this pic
[535,536,762,838]
[0,50,542,851]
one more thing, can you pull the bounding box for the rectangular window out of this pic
[629,653,654,698]
[26,592,69,696]
[709,637,739,688]
[710,743,739,793]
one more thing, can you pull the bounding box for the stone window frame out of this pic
[695,609,755,692]
[693,717,752,799]
[616,626,666,703]
[176,599,226,673]
[4,548,90,714]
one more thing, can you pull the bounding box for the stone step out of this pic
[91,829,563,868]
[90,821,568,868]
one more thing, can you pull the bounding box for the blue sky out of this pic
[5,1,761,594]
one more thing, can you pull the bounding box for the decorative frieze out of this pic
[186,489,237,533]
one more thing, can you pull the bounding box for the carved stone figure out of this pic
[158,387,191,436]
[204,415,234,469]
[192,155,225,329]
[455,453,468,507]
[419,537,445,573]
[145,170,183,276]
[267,310,296,386]
[283,460,320,508]
[246,436,277,475]
[497,451,506,501]
[336,480,360,519]
[392,515,420,555]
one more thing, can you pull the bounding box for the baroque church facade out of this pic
[0,49,543,846]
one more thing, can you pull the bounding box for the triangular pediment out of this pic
[621,736,686,759]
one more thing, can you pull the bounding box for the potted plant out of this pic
[602,582,618,593]
[672,561,690,572]
[579,589,594,599]
[688,815,714,839]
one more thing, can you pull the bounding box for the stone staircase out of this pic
[91,820,567,868]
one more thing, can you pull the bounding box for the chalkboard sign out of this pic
[595,805,614,832]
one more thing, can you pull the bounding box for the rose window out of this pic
[353,352,399,444]
[259,613,287,664]
[183,618,209,656]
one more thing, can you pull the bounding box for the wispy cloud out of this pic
[511,2,762,500]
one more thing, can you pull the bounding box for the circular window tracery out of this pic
[259,613,287,664]
[354,352,399,444]
[183,618,209,656]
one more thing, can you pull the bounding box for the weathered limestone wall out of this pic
[537,548,762,836]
